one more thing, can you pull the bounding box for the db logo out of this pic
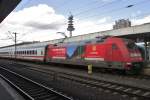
[92,45,96,51]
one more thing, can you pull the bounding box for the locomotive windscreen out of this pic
[124,39,138,50]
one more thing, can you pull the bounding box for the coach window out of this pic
[41,51,43,55]
[35,50,37,55]
[32,50,34,54]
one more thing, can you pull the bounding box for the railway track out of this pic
[1,59,150,81]
[0,66,73,100]
[27,66,150,100]
[0,60,150,100]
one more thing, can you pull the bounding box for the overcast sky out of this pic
[0,0,150,46]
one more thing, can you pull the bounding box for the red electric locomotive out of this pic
[0,36,143,74]
[45,36,143,74]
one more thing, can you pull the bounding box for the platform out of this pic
[0,77,24,100]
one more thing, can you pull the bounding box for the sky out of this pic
[0,0,150,46]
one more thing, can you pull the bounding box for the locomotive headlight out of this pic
[126,62,131,65]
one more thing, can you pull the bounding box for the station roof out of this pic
[62,22,150,43]
[0,0,21,23]
[115,23,150,42]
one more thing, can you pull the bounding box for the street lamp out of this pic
[57,32,68,38]
[56,32,68,44]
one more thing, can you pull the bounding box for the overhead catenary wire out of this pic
[2,0,149,45]
[77,11,150,34]
[69,0,107,15]
[1,1,35,43]
[74,0,121,17]
[75,0,102,10]
[77,0,149,21]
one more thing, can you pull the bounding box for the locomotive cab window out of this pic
[124,39,138,50]
[96,39,104,43]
